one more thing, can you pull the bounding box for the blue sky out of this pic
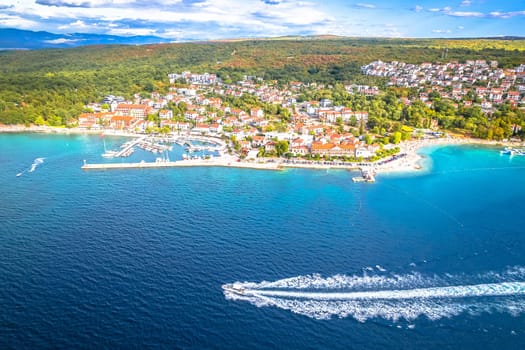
[0,0,524,40]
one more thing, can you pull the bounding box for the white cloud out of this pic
[36,0,181,7]
[0,0,361,39]
[43,37,79,43]
[0,14,40,29]
[447,11,484,17]
[4,0,525,40]
[432,29,451,34]
[428,6,452,13]
[427,6,486,18]
[355,3,376,9]
[489,11,525,19]
[460,0,471,6]
[58,19,90,29]
[108,28,158,36]
[424,5,525,19]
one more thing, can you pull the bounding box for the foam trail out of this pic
[19,157,45,175]
[243,282,525,300]
[223,269,525,321]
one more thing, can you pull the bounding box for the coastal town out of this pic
[77,70,383,161]
[68,60,524,171]
[0,59,515,176]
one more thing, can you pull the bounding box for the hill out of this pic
[0,37,524,125]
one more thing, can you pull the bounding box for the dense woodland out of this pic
[0,37,524,139]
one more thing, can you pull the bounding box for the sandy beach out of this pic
[374,136,524,174]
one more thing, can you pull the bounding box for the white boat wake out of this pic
[17,157,45,176]
[223,267,525,321]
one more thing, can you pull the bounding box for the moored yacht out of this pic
[101,150,119,158]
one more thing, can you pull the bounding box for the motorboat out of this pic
[222,284,247,296]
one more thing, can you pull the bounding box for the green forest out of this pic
[0,37,524,139]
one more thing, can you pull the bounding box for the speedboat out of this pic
[222,283,247,295]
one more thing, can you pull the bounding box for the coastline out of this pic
[374,136,524,175]
[2,124,523,175]
[0,124,141,138]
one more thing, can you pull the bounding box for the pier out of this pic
[82,159,282,171]
[103,137,173,158]
[178,136,226,153]
[136,138,172,153]
[352,168,376,183]
[113,138,140,157]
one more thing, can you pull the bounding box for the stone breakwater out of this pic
[81,159,283,171]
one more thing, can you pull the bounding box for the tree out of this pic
[359,119,365,135]
[34,116,45,126]
[47,115,62,126]
[392,131,402,144]
[275,140,289,157]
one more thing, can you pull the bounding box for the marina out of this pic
[100,135,224,159]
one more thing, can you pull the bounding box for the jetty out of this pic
[82,158,282,171]
[352,168,376,183]
[178,136,226,153]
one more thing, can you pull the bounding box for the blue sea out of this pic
[1,133,525,349]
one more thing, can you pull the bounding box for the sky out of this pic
[0,0,524,41]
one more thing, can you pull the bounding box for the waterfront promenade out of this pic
[82,158,283,171]
[81,153,407,173]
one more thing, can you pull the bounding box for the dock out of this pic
[81,159,282,171]
[352,168,376,183]
[180,137,226,153]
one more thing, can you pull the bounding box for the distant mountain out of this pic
[1,28,524,50]
[0,28,172,50]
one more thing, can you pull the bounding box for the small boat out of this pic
[500,147,514,155]
[222,284,247,296]
[102,139,118,158]
[102,150,118,158]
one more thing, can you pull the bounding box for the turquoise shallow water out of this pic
[1,133,525,349]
